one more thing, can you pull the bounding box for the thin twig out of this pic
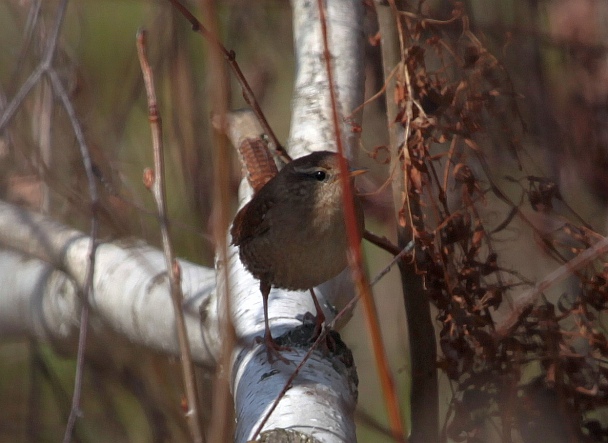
[0,0,67,133]
[21,1,101,441]
[316,1,406,441]
[364,229,402,256]
[52,65,100,442]
[370,240,415,287]
[61,298,90,443]
[166,0,291,165]
[137,29,204,443]
[346,63,399,120]
[10,0,42,85]
[398,7,463,26]
[0,73,37,125]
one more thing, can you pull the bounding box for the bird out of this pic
[230,150,365,362]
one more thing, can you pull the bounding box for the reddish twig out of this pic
[200,0,237,441]
[137,29,204,443]
[316,1,407,442]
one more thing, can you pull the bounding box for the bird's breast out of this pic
[237,180,363,292]
[256,202,349,290]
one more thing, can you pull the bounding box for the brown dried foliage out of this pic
[382,4,608,442]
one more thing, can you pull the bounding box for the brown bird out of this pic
[230,150,365,362]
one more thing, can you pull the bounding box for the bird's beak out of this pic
[349,167,367,178]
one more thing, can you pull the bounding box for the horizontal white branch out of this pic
[0,200,219,365]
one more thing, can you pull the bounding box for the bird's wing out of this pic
[230,195,274,246]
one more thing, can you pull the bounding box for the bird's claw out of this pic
[256,335,292,365]
[302,311,337,354]
[302,311,326,340]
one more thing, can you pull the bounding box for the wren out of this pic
[230,151,365,362]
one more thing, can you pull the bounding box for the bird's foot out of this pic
[302,311,325,339]
[302,311,336,354]
[255,335,292,365]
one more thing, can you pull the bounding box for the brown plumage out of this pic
[231,151,365,362]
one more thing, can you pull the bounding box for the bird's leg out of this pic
[309,288,326,339]
[307,288,337,353]
[259,281,290,364]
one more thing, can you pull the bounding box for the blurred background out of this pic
[1,0,608,442]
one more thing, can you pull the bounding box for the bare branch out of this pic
[137,29,204,443]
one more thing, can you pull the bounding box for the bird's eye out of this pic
[314,170,327,181]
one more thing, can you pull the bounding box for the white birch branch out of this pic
[0,200,218,365]
[288,0,366,160]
